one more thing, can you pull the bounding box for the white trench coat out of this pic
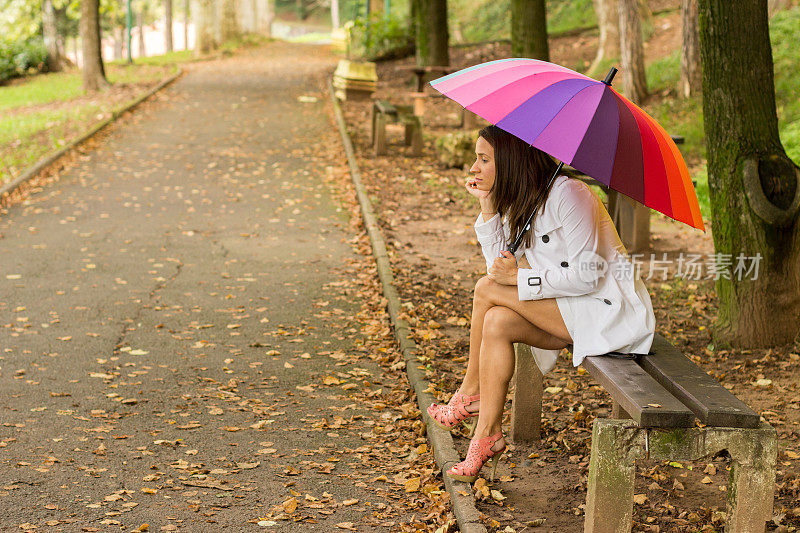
[474,174,655,374]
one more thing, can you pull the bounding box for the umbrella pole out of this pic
[509,162,564,254]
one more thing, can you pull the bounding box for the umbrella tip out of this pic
[602,67,618,86]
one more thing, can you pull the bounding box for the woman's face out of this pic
[469,136,496,192]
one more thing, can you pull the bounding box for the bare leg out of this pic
[460,276,571,399]
[474,306,569,441]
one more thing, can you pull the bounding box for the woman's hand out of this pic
[488,251,518,285]
[465,176,495,212]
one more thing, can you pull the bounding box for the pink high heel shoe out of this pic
[447,432,505,483]
[426,391,480,436]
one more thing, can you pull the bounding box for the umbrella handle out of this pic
[508,162,564,255]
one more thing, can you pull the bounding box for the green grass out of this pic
[108,49,194,67]
[646,49,681,94]
[0,71,84,111]
[547,0,597,35]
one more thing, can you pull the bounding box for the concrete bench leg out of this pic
[373,113,387,156]
[584,421,636,533]
[510,343,543,444]
[727,459,776,532]
[583,419,777,533]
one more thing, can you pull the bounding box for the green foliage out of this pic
[770,6,800,164]
[348,11,413,61]
[0,38,48,82]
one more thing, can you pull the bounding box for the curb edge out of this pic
[327,78,487,533]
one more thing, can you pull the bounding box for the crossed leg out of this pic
[458,276,573,440]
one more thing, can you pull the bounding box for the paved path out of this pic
[0,43,423,531]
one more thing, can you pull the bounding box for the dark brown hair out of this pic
[478,125,561,249]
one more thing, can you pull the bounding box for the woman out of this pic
[427,125,655,482]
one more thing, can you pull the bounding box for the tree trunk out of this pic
[42,0,64,72]
[680,0,701,98]
[331,0,340,28]
[138,11,146,57]
[511,0,549,60]
[698,0,800,348]
[588,0,619,75]
[165,0,174,53]
[262,0,274,37]
[80,0,108,91]
[296,0,308,20]
[184,0,190,49]
[415,0,448,67]
[618,0,647,103]
[194,0,217,54]
[221,0,239,42]
[114,26,124,60]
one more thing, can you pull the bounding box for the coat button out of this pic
[541,234,550,243]
[603,298,612,305]
[561,261,569,267]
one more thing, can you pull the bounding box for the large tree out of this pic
[221,0,239,42]
[414,0,449,67]
[511,0,548,61]
[618,0,647,103]
[194,0,216,54]
[588,0,619,76]
[42,0,64,71]
[80,0,109,91]
[164,0,174,53]
[680,0,701,98]
[699,0,800,347]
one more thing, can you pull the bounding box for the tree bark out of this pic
[618,0,647,103]
[588,0,619,75]
[698,0,800,348]
[262,0,274,37]
[511,0,549,60]
[184,0,190,49]
[680,0,701,98]
[42,0,64,72]
[165,0,174,53]
[415,0,449,67]
[221,0,239,42]
[138,11,146,58]
[331,0,340,28]
[114,26,124,60]
[80,0,108,91]
[194,0,217,54]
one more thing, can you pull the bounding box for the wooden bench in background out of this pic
[510,335,777,533]
[369,99,423,157]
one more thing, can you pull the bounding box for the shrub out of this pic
[0,38,48,83]
[347,12,414,62]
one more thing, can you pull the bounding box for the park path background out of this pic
[0,43,438,531]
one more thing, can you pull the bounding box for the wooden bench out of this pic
[510,334,777,533]
[370,99,423,157]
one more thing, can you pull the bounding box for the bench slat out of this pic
[583,355,695,427]
[639,335,761,428]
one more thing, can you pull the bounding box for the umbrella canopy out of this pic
[430,58,705,232]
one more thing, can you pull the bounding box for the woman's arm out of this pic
[516,180,604,301]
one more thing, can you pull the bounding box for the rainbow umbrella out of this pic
[430,59,705,233]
